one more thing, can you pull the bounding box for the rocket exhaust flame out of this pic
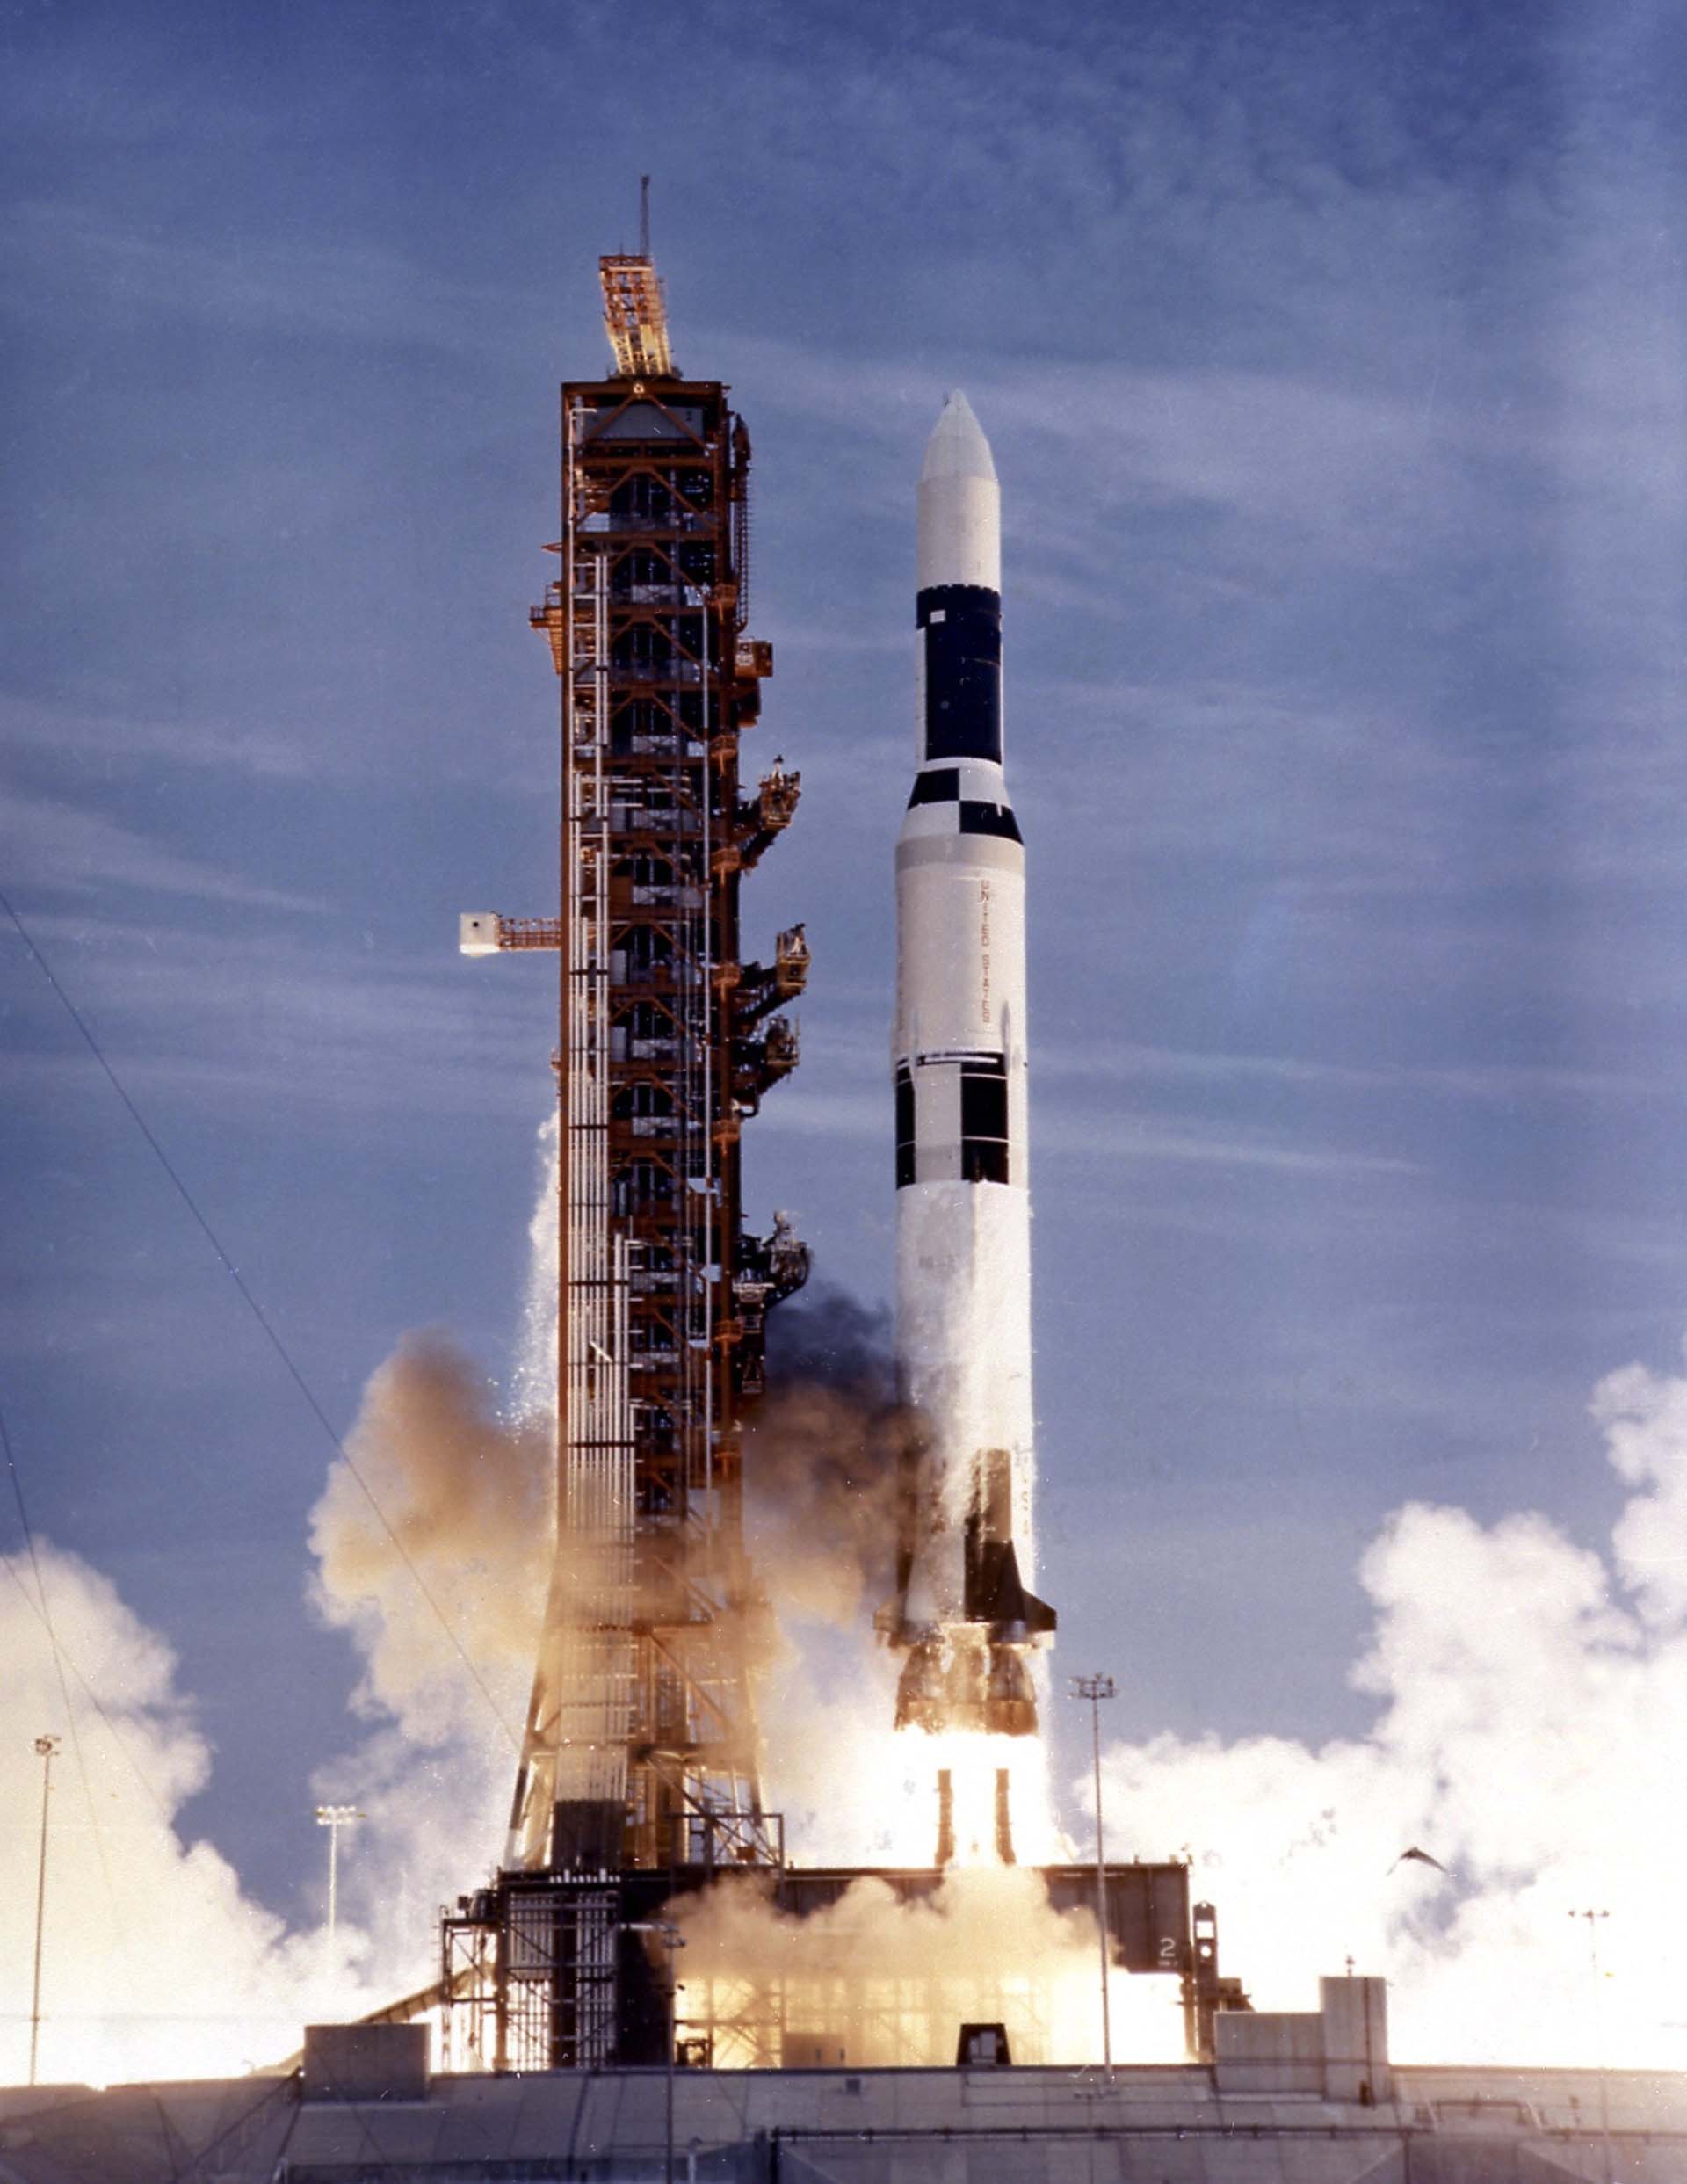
[746,1291,1059,1867]
[884,392,1055,1754]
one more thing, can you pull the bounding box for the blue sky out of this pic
[7,0,1687,1938]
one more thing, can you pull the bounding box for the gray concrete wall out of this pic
[3,2057,1684,2182]
[1210,1975,1388,2102]
[1318,1977,1390,2105]
[301,2021,431,2102]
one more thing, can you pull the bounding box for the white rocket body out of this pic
[887,394,1053,1737]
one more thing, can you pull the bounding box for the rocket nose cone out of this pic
[921,389,997,484]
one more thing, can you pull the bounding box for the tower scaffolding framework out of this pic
[451,258,808,2068]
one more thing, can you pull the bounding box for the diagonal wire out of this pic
[0,1539,175,1823]
[1,887,521,1754]
[170,2067,303,2183]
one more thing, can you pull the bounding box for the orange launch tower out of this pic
[450,243,807,2065]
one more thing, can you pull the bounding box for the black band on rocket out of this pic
[959,801,1022,842]
[905,771,1023,843]
[893,1052,1010,1190]
[917,584,1002,765]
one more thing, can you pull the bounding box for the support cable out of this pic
[0,889,522,1756]
[0,1550,174,1820]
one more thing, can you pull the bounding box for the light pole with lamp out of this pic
[29,1734,61,2086]
[1070,1674,1116,2071]
[315,1804,364,1945]
[1569,1908,1614,2184]
[628,1918,686,2184]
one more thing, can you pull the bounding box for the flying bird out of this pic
[1389,1846,1452,1876]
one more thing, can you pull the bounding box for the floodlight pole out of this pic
[315,1804,364,1944]
[629,1918,685,2184]
[1071,1674,1116,2071]
[1570,1909,1613,2184]
[29,1734,60,2087]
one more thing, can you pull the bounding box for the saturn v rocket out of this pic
[883,391,1056,1738]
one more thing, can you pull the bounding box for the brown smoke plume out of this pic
[664,1864,1151,2066]
[743,1289,997,1864]
[745,1289,917,1628]
[308,1331,550,1743]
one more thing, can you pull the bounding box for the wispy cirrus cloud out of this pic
[3,694,329,783]
[2,787,324,913]
[761,1023,1419,1179]
[1039,1039,1662,1107]
[0,199,543,362]
[1039,1110,1419,1178]
[0,909,552,1122]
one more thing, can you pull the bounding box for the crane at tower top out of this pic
[600,174,674,379]
[599,254,673,378]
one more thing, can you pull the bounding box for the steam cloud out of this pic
[0,1542,370,2085]
[12,1194,1687,2078]
[0,1127,562,2088]
[1093,1343,1687,2067]
[0,1327,554,2087]
[669,1865,1131,2066]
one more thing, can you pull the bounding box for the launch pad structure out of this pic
[441,1861,1241,2073]
[446,241,1249,2079]
[457,243,807,1954]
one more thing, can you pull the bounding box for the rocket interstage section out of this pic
[885,392,1055,1739]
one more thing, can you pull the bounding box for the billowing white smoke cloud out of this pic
[0,1126,558,2089]
[15,1205,1687,2083]
[0,1542,372,2086]
[670,1864,1131,2067]
[1096,1339,1687,2068]
[0,1314,547,2090]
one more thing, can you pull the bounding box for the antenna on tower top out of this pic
[639,174,651,259]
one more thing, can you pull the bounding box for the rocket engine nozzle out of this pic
[893,1627,1040,1738]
